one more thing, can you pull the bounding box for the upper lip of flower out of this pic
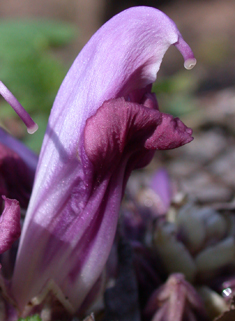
[0,6,196,316]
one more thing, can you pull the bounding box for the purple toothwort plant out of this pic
[0,6,196,319]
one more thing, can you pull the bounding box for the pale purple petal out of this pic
[0,196,21,254]
[150,168,172,215]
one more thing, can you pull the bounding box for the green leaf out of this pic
[0,18,77,125]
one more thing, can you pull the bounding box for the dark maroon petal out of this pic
[0,196,21,254]
[84,97,193,183]
[145,114,193,150]
[0,142,34,209]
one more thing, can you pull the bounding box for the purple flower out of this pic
[0,196,21,255]
[1,6,196,317]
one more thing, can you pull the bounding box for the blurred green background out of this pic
[0,19,76,152]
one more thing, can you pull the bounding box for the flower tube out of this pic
[11,6,196,315]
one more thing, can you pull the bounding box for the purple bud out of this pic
[0,196,21,254]
[149,168,172,216]
[145,273,208,321]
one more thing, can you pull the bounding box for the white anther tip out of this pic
[184,58,197,70]
[27,123,39,134]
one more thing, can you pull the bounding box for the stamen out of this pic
[184,58,197,70]
[0,81,38,134]
[174,36,197,70]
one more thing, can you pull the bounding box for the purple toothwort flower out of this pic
[1,6,196,317]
